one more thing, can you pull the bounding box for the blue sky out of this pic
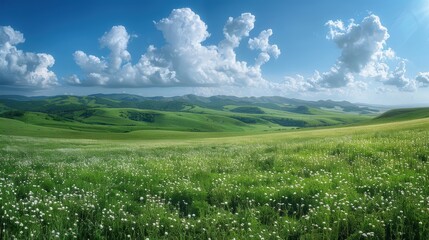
[0,0,428,105]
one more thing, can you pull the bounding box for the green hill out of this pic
[0,94,380,137]
[374,107,429,122]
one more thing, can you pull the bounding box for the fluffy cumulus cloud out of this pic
[99,25,131,71]
[283,14,424,93]
[70,8,280,88]
[249,29,281,67]
[219,13,255,63]
[326,15,390,74]
[0,26,57,88]
[156,8,210,48]
[383,60,416,92]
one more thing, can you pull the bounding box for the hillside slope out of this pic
[0,94,377,135]
[374,107,429,122]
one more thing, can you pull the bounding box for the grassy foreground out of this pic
[0,118,429,239]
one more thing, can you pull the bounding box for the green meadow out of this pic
[0,103,429,239]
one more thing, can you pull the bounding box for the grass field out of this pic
[1,111,429,239]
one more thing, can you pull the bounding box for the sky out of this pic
[0,0,429,105]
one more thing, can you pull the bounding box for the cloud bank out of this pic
[0,26,57,88]
[283,14,427,93]
[70,8,280,88]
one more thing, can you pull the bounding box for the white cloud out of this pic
[415,72,429,87]
[0,25,24,45]
[71,8,280,88]
[383,60,416,92]
[249,29,281,67]
[66,74,81,85]
[318,65,354,88]
[326,15,390,73]
[156,8,210,48]
[0,26,57,88]
[282,14,423,93]
[99,25,131,71]
[282,75,308,92]
[218,13,255,62]
[73,51,107,73]
[320,14,392,88]
[223,13,255,44]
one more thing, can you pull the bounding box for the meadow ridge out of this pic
[0,106,429,239]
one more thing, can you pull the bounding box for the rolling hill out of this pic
[374,107,429,122]
[0,94,380,137]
